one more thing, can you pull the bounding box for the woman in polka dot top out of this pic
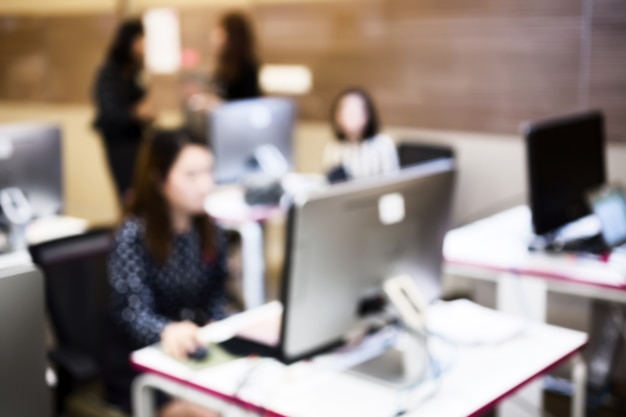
[104,128,225,417]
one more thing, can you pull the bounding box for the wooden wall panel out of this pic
[0,14,115,103]
[250,0,583,132]
[45,15,116,103]
[589,0,626,142]
[0,17,47,101]
[0,0,625,141]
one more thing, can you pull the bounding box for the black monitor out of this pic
[209,97,295,184]
[524,110,606,236]
[0,123,63,223]
[277,159,455,363]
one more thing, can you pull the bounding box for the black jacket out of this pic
[213,60,261,101]
[93,63,147,142]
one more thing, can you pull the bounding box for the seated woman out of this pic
[104,128,225,417]
[323,87,399,183]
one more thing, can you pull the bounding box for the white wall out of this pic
[298,121,626,228]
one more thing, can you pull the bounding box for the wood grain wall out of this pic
[0,0,624,141]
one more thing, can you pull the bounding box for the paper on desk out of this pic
[199,300,283,344]
[427,299,526,346]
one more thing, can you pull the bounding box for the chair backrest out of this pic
[397,142,455,169]
[29,228,113,372]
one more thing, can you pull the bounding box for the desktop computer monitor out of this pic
[0,123,63,223]
[210,97,295,184]
[524,110,606,236]
[277,159,455,363]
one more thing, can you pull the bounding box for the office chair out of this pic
[29,228,116,416]
[397,142,455,169]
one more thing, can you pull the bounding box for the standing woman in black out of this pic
[93,19,153,205]
[211,12,262,101]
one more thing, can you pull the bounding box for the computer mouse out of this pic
[187,346,210,361]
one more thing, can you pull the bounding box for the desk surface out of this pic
[204,174,326,224]
[444,206,626,293]
[0,215,88,267]
[132,303,587,417]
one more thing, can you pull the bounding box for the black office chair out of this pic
[397,142,455,169]
[29,228,114,416]
[325,141,455,184]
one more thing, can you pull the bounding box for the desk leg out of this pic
[571,353,587,417]
[497,274,548,417]
[132,372,262,417]
[237,221,265,309]
[497,273,547,322]
[132,374,156,417]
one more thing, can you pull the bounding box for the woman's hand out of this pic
[135,99,155,122]
[160,321,202,360]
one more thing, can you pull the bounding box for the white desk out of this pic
[443,203,626,351]
[444,205,626,309]
[26,215,89,246]
[131,303,588,417]
[444,205,626,416]
[0,249,32,269]
[1,215,88,259]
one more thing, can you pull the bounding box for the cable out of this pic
[389,325,448,417]
[608,303,626,344]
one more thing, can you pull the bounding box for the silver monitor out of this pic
[0,122,63,220]
[278,159,456,363]
[0,261,50,417]
[210,97,295,184]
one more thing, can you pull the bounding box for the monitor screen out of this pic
[278,159,456,363]
[210,97,295,184]
[0,123,63,222]
[524,110,606,235]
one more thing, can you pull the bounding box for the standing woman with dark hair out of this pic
[104,129,225,417]
[323,87,399,182]
[184,12,261,135]
[210,12,261,101]
[93,19,154,204]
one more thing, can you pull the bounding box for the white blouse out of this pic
[323,133,400,180]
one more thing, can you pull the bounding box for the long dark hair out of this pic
[128,128,217,264]
[215,12,258,84]
[330,87,381,142]
[106,19,144,74]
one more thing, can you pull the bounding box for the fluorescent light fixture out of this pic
[260,64,312,95]
[144,9,181,74]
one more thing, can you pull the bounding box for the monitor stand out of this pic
[0,187,33,251]
[349,330,429,389]
[348,275,433,390]
[529,232,608,254]
[529,214,607,254]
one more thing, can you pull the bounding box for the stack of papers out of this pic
[427,299,527,345]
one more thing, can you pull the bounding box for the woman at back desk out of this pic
[323,87,399,183]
